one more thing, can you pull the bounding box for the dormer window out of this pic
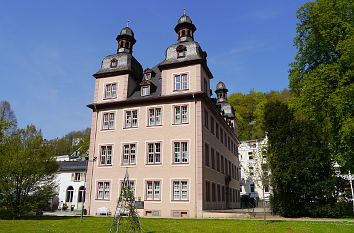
[176,45,186,58]
[141,86,150,96]
[110,59,117,68]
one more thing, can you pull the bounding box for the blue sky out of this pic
[0,0,309,139]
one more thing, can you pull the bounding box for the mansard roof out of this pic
[127,65,162,100]
[94,53,143,81]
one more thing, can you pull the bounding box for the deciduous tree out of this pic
[0,125,59,217]
[289,0,354,171]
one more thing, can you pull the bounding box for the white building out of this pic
[55,158,87,210]
[238,137,270,206]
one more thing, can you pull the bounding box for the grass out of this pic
[0,216,353,233]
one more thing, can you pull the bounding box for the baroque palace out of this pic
[85,12,241,218]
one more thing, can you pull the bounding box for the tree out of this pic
[228,89,291,141]
[49,128,90,156]
[289,0,354,172]
[263,100,342,217]
[0,125,59,217]
[0,100,17,141]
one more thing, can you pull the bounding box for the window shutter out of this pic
[71,173,75,182]
[81,173,85,181]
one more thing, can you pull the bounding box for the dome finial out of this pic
[127,19,130,28]
[183,8,186,15]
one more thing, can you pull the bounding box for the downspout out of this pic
[88,103,98,215]
[193,93,198,217]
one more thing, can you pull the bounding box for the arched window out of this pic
[110,59,117,68]
[181,30,185,36]
[78,186,86,203]
[66,186,74,202]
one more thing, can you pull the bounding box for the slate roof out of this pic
[59,160,88,172]
[127,65,162,100]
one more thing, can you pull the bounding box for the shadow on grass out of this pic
[0,215,79,221]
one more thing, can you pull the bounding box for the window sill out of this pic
[146,124,163,127]
[98,165,113,167]
[172,122,189,125]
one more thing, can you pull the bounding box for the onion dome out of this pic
[215,81,228,102]
[216,81,228,91]
[174,9,196,42]
[116,21,136,54]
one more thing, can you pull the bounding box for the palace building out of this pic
[85,12,241,218]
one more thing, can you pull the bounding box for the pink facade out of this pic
[85,13,240,218]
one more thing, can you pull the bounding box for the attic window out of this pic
[141,86,150,96]
[176,45,186,58]
[110,59,117,68]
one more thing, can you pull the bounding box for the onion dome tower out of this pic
[116,21,136,54]
[215,81,228,103]
[93,22,142,81]
[174,9,197,42]
[215,81,235,120]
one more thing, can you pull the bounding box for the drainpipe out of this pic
[87,104,98,216]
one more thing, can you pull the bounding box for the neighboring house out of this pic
[239,137,270,206]
[85,12,241,218]
[55,156,88,210]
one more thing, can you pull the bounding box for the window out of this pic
[210,117,215,135]
[141,86,150,96]
[103,112,115,130]
[205,143,209,167]
[100,145,112,166]
[78,186,85,202]
[221,155,224,174]
[220,128,223,143]
[225,158,228,175]
[66,186,74,202]
[249,167,254,176]
[264,184,270,193]
[211,148,215,169]
[74,172,81,181]
[147,143,161,164]
[216,123,219,139]
[173,141,188,164]
[122,144,136,165]
[97,181,110,200]
[176,45,186,58]
[120,180,135,198]
[212,183,216,202]
[224,133,227,147]
[217,184,221,202]
[204,109,209,129]
[105,83,117,99]
[110,59,117,68]
[172,181,188,201]
[125,110,138,128]
[204,79,208,93]
[222,185,225,202]
[146,181,160,201]
[206,181,210,202]
[216,152,220,172]
[148,108,162,126]
[174,105,188,124]
[250,183,255,193]
[228,137,231,151]
[174,74,188,90]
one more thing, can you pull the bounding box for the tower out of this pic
[174,10,197,42]
[116,23,136,54]
[215,81,228,103]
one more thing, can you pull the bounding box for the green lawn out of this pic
[0,216,353,233]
